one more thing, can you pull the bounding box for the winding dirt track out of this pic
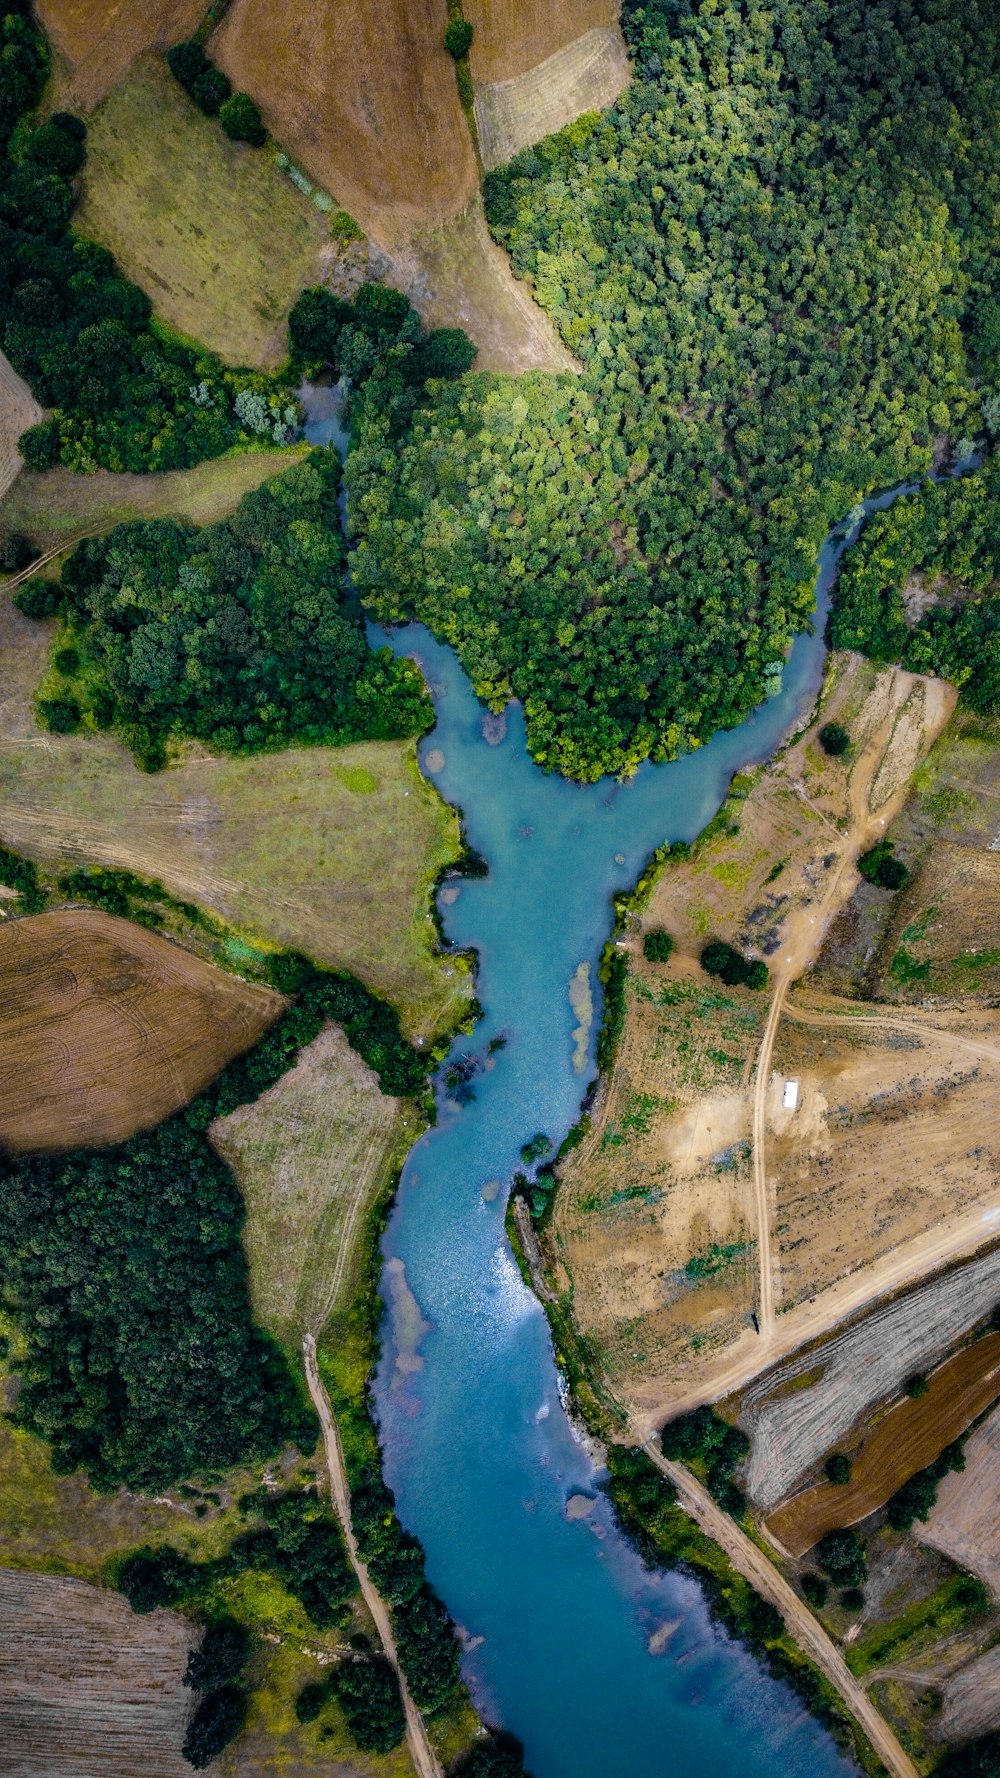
[643,1447,919,1778]
[302,1334,443,1778]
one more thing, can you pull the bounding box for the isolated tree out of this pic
[219,92,266,146]
[816,1528,866,1587]
[444,17,474,58]
[818,722,850,756]
[643,928,674,962]
[825,1453,852,1485]
[801,1571,828,1608]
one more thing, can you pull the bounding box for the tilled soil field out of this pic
[739,1245,1000,1509]
[0,1565,195,1777]
[466,0,618,83]
[766,1333,1000,1555]
[0,908,283,1152]
[37,0,204,111]
[923,1402,1000,1592]
[474,26,630,169]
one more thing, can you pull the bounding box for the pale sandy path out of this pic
[302,1334,442,1778]
[644,1447,919,1778]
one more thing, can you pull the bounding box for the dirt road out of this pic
[644,1446,918,1778]
[302,1334,443,1778]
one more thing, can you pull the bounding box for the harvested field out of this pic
[390,201,577,373]
[212,1024,412,1348]
[36,0,204,111]
[76,59,329,368]
[0,590,466,1042]
[466,0,619,84]
[940,1642,1000,1745]
[815,709,1000,1003]
[0,908,283,1153]
[0,1565,195,1777]
[553,657,955,1416]
[766,1333,1000,1556]
[0,446,307,554]
[739,1245,1000,1510]
[923,1403,1000,1593]
[210,0,477,240]
[474,27,630,170]
[768,998,1000,1313]
[0,350,42,505]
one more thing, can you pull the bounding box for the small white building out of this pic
[782,1079,800,1111]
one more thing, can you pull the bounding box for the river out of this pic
[302,386,940,1778]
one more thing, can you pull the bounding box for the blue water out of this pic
[303,378,942,1776]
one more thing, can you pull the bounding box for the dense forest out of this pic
[828,456,1000,714]
[348,0,1000,779]
[29,451,430,764]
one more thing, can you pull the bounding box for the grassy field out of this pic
[0,591,467,1043]
[0,446,307,553]
[75,56,329,368]
[0,907,283,1152]
[767,1333,1000,1555]
[212,1023,415,1353]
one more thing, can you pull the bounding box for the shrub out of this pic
[14,576,59,617]
[18,416,61,469]
[166,40,209,89]
[816,1527,867,1587]
[520,1131,551,1165]
[906,1372,930,1398]
[818,722,850,756]
[27,117,85,176]
[0,530,33,572]
[330,1654,405,1754]
[38,695,80,732]
[294,1680,328,1724]
[700,940,769,990]
[451,1733,532,1777]
[887,1467,939,1530]
[858,840,910,891]
[184,1620,252,1691]
[191,66,232,117]
[53,644,79,676]
[444,17,474,58]
[643,928,674,963]
[182,1686,246,1768]
[825,1453,852,1485]
[801,1571,828,1607]
[840,1587,865,1611]
[219,92,266,146]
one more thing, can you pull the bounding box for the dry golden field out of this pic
[0,350,42,504]
[474,26,630,169]
[210,0,477,239]
[0,908,283,1152]
[466,0,619,83]
[212,1024,414,1349]
[766,1333,1000,1556]
[76,58,330,368]
[0,590,466,1042]
[37,0,204,110]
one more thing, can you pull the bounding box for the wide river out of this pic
[303,388,928,1778]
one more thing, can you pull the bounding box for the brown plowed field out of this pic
[474,26,630,169]
[0,1565,195,1777]
[766,1333,1000,1557]
[210,0,477,240]
[0,909,283,1153]
[37,0,205,111]
[466,0,619,84]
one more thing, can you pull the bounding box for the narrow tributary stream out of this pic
[303,387,952,1778]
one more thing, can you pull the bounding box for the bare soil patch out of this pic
[0,908,283,1152]
[210,0,477,240]
[0,1564,196,1777]
[37,0,204,111]
[0,588,465,1042]
[738,1246,1000,1510]
[466,0,619,84]
[76,58,329,369]
[923,1403,1000,1594]
[767,1333,1000,1556]
[212,1024,412,1349]
[768,999,1000,1313]
[475,27,630,169]
[0,349,42,504]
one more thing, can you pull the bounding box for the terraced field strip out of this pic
[767,1332,1000,1557]
[643,1449,919,1778]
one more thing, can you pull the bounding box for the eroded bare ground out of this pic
[553,655,959,1425]
[0,1565,196,1778]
